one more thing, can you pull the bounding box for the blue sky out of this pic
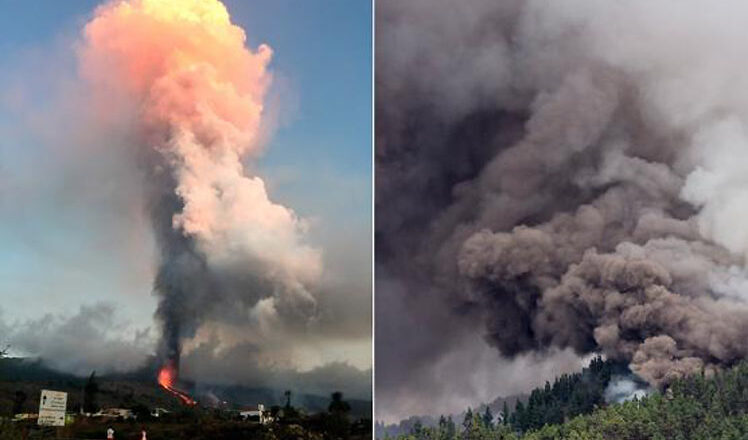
[0,0,371,373]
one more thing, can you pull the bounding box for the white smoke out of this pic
[604,375,650,404]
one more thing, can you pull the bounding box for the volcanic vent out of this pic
[157,359,196,406]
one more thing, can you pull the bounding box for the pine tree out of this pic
[438,415,449,440]
[463,408,474,434]
[446,415,456,439]
[83,371,99,414]
[482,406,493,428]
[514,400,525,432]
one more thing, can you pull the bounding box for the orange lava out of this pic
[157,363,197,406]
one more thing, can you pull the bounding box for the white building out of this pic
[239,404,270,424]
[150,407,171,418]
[94,408,136,420]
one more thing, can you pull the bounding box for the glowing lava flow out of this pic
[157,363,197,406]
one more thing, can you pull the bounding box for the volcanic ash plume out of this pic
[80,0,321,377]
[377,0,748,394]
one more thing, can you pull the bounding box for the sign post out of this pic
[37,389,67,427]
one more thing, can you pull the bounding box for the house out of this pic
[239,404,271,424]
[12,413,37,421]
[150,407,171,418]
[495,412,505,424]
[94,408,136,420]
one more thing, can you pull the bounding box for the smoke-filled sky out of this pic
[377,0,748,423]
[0,0,371,399]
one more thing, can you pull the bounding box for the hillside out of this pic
[385,361,748,439]
[379,356,617,438]
[0,357,371,418]
[376,395,525,439]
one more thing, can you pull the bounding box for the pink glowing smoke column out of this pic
[79,0,321,381]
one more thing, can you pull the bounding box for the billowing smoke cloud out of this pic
[0,303,153,375]
[377,0,748,420]
[0,303,371,399]
[79,0,321,368]
[182,339,371,399]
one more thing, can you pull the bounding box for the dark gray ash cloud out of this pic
[0,303,152,376]
[377,0,748,421]
[0,302,370,399]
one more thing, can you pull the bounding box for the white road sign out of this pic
[38,389,67,426]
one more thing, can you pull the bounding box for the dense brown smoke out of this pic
[377,0,748,415]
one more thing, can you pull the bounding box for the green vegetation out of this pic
[385,361,748,440]
[509,356,613,432]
